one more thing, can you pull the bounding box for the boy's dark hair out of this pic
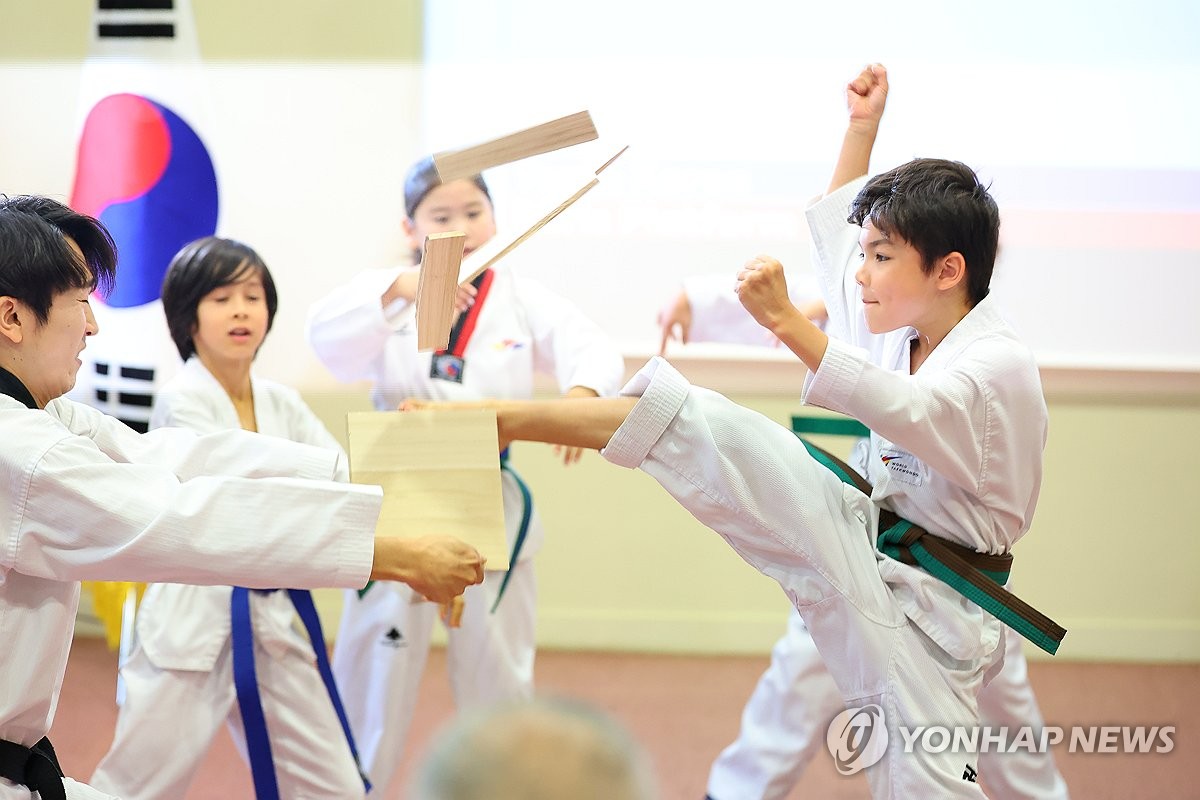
[0,195,117,323]
[404,155,492,220]
[161,236,278,361]
[848,158,999,306]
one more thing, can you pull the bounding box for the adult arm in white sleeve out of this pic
[7,413,378,588]
[47,398,341,484]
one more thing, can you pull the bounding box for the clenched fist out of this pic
[736,256,796,333]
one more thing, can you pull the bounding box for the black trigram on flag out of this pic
[91,361,155,433]
[97,0,176,39]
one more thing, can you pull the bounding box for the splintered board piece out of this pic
[457,145,629,284]
[415,231,466,352]
[432,111,598,183]
[347,409,509,570]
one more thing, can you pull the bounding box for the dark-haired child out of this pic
[92,237,377,799]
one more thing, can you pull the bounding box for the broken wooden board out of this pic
[432,110,598,182]
[415,231,466,352]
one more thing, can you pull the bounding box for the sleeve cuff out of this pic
[804,178,868,233]
[601,357,690,469]
[288,441,342,482]
[335,485,383,588]
[802,337,868,414]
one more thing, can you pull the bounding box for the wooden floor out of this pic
[52,636,1198,799]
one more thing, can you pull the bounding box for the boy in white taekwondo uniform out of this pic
[0,196,485,800]
[666,275,1067,798]
[414,64,1064,798]
[306,157,624,793]
[91,239,374,799]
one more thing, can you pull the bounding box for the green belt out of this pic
[796,434,1067,656]
[492,448,532,612]
[791,414,871,439]
[357,447,533,611]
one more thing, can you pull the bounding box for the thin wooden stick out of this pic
[459,178,598,284]
[595,144,629,175]
[457,145,629,284]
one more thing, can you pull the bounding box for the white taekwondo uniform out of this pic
[90,357,366,799]
[597,177,1050,798]
[306,264,623,793]
[683,272,1068,799]
[0,374,378,800]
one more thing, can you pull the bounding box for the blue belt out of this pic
[230,587,371,798]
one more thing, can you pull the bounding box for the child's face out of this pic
[404,180,497,258]
[855,221,943,334]
[191,269,268,367]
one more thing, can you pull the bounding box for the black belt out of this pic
[0,736,66,800]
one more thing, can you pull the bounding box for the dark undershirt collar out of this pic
[0,366,39,409]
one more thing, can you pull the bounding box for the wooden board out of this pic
[432,110,598,182]
[414,231,466,352]
[347,409,510,570]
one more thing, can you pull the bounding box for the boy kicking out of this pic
[413,64,1059,797]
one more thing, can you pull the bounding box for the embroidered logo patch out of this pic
[880,448,924,486]
[491,339,526,351]
[381,627,405,648]
[429,352,465,383]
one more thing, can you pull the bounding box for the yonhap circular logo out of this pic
[826,704,889,775]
